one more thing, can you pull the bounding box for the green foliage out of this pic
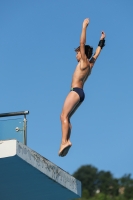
[73,165,98,197]
[94,193,107,200]
[73,165,133,200]
[119,174,133,187]
[124,185,133,199]
[82,189,90,199]
[97,171,119,196]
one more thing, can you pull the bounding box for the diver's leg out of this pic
[59,91,80,156]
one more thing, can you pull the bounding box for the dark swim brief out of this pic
[70,87,85,102]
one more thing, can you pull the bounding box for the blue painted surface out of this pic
[0,156,79,200]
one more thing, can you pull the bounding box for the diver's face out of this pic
[76,50,81,62]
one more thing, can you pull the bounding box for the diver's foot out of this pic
[58,141,72,157]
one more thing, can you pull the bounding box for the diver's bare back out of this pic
[71,60,91,89]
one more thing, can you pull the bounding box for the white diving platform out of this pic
[0,140,81,200]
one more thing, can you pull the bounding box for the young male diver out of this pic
[59,18,106,157]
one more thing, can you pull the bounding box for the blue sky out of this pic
[0,0,133,178]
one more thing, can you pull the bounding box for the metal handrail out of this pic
[0,111,29,118]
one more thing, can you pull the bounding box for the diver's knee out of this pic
[60,113,68,123]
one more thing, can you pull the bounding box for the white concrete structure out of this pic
[0,140,81,200]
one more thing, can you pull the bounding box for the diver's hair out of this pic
[75,45,93,59]
[85,45,93,59]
